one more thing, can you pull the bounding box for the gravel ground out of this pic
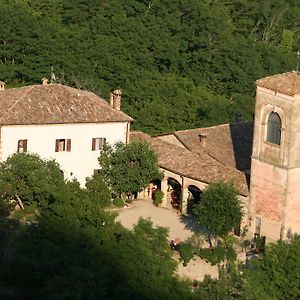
[116,199,218,281]
[116,199,194,241]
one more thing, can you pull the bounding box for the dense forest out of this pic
[0,0,299,133]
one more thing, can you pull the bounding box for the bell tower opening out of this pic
[266,112,281,145]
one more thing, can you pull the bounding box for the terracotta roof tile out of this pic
[173,122,253,171]
[0,84,132,125]
[130,131,249,196]
[256,72,300,96]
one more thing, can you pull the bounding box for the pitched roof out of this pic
[256,71,300,96]
[172,121,253,171]
[130,131,249,196]
[0,84,132,125]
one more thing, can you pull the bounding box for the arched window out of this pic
[267,112,281,145]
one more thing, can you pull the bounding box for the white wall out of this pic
[0,122,129,186]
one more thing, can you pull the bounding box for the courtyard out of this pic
[116,198,218,281]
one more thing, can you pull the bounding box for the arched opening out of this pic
[267,112,281,145]
[167,177,182,211]
[187,185,202,215]
[147,179,161,200]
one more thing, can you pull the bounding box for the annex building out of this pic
[132,71,300,242]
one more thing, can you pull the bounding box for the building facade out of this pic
[249,72,300,241]
[0,83,132,186]
[131,123,251,228]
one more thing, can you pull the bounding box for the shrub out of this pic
[198,247,223,265]
[198,243,236,265]
[179,243,195,266]
[153,190,164,207]
[113,197,124,208]
[253,235,266,253]
[186,233,205,248]
[242,239,251,252]
[85,173,111,208]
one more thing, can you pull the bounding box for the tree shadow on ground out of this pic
[179,215,208,236]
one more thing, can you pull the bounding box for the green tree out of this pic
[0,198,12,217]
[0,153,65,208]
[196,264,246,299]
[0,0,299,134]
[245,235,300,299]
[98,141,163,198]
[193,182,243,245]
[85,173,111,208]
[4,191,193,299]
[196,235,300,300]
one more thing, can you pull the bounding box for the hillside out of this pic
[0,0,299,133]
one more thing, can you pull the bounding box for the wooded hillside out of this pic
[0,0,299,133]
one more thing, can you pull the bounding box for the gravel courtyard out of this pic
[116,198,195,241]
[116,198,218,281]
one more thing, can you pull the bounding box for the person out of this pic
[147,183,154,198]
[170,238,181,251]
[170,240,175,250]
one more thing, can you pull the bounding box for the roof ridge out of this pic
[153,136,191,153]
[0,84,132,125]
[172,133,192,150]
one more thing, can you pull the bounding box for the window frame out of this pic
[55,139,71,152]
[17,139,28,153]
[91,137,106,151]
[266,112,281,145]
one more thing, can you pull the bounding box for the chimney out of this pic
[199,133,208,147]
[110,89,122,110]
[42,78,48,85]
[0,81,5,91]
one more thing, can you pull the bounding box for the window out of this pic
[267,112,281,145]
[17,139,27,153]
[92,138,106,151]
[55,139,71,152]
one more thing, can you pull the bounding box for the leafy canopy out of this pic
[85,173,111,208]
[193,182,243,238]
[245,235,300,299]
[98,141,163,197]
[195,235,300,300]
[0,153,65,208]
[0,0,298,133]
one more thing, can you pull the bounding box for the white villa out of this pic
[0,81,132,186]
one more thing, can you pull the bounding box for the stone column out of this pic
[137,188,147,199]
[181,177,189,215]
[161,178,168,208]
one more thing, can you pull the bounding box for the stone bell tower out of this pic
[249,72,300,242]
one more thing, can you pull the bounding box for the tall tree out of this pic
[193,182,243,245]
[98,141,163,198]
[0,153,65,208]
